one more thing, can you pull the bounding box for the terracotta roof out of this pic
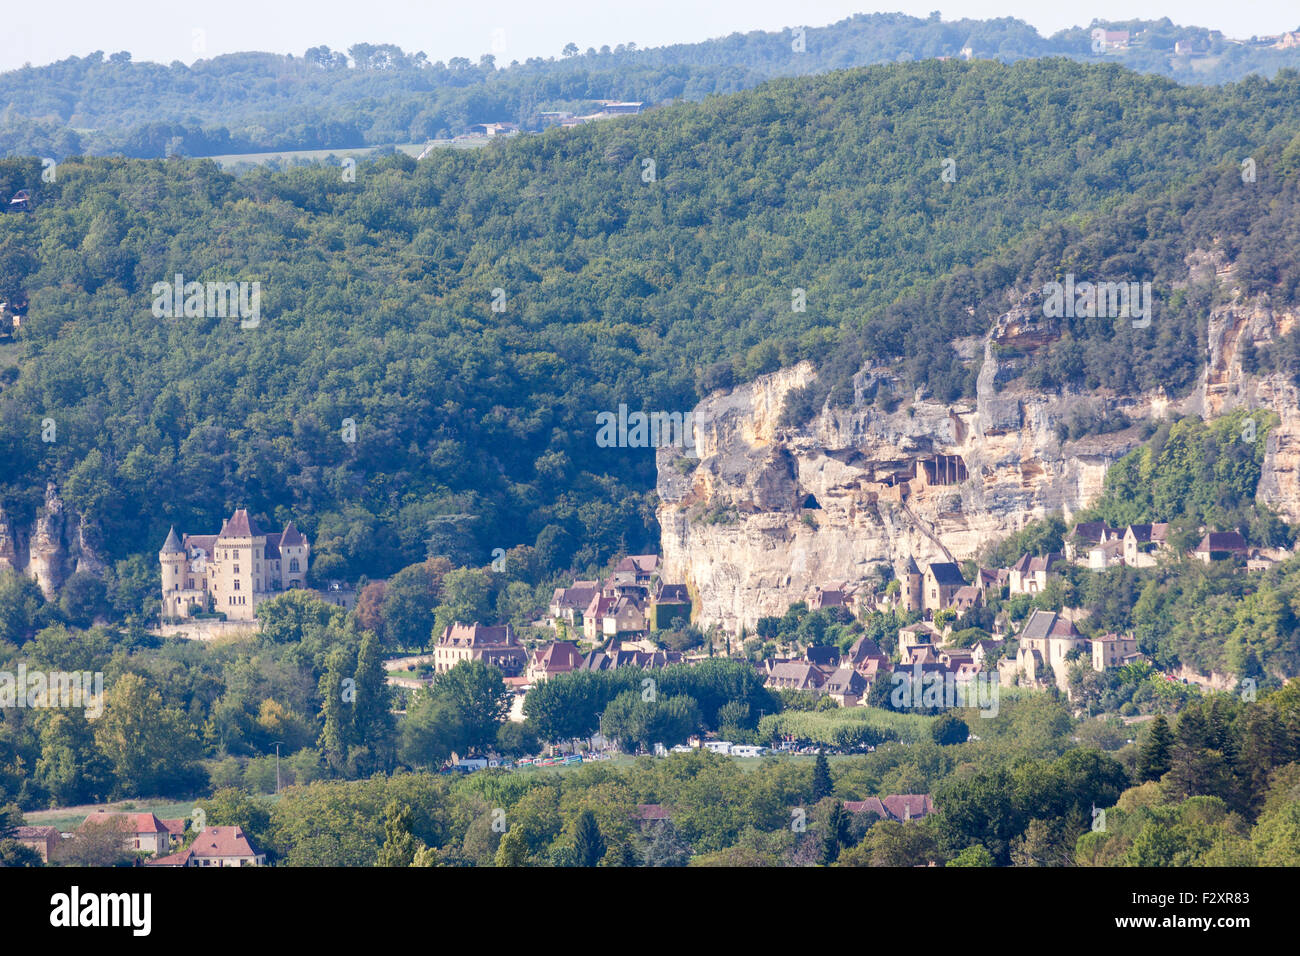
[220,508,262,538]
[160,819,187,838]
[843,798,888,817]
[81,811,166,834]
[14,825,59,839]
[190,826,261,859]
[532,641,582,671]
[845,635,885,663]
[438,622,517,647]
[882,794,934,821]
[146,847,194,867]
[636,804,670,821]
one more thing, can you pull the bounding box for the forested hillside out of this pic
[3,60,1300,587]
[3,13,1300,159]
[781,126,1300,421]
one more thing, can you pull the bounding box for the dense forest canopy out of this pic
[3,13,1300,159]
[781,130,1300,422]
[3,61,1300,585]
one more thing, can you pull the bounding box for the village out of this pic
[394,519,1278,728]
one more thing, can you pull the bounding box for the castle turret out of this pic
[160,526,187,618]
[278,520,309,588]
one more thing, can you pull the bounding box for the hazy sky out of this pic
[2,1,1298,73]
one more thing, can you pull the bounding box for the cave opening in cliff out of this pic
[920,454,968,486]
[801,494,821,509]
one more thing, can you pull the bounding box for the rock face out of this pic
[0,483,105,598]
[658,271,1300,634]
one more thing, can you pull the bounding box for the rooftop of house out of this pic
[1019,609,1081,642]
[189,825,261,858]
[1197,531,1248,552]
[81,810,166,834]
[438,622,517,647]
[926,562,966,586]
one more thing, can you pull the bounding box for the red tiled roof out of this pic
[882,794,934,821]
[146,848,194,867]
[190,826,260,859]
[220,508,262,538]
[81,811,166,834]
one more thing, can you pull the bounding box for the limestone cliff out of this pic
[658,261,1300,634]
[0,483,106,598]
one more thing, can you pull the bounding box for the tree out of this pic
[380,558,449,649]
[35,710,111,806]
[811,751,833,801]
[0,568,45,645]
[642,819,691,866]
[349,631,395,773]
[931,712,970,745]
[259,590,344,644]
[197,787,274,858]
[947,843,995,866]
[820,801,851,865]
[399,688,460,767]
[427,660,511,754]
[0,803,40,866]
[1136,714,1173,782]
[58,815,131,866]
[376,801,421,867]
[562,42,579,57]
[94,673,204,797]
[573,810,606,867]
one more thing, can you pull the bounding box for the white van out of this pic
[730,745,766,758]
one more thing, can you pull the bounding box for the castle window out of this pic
[234,565,240,574]
[289,558,300,572]
[234,580,240,591]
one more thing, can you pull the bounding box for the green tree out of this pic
[376,801,421,867]
[1136,714,1173,782]
[811,750,834,801]
[573,810,606,867]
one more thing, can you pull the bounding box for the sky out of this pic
[1,1,1298,73]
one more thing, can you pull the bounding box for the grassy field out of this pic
[204,140,487,169]
[24,799,202,832]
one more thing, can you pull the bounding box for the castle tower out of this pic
[278,520,309,589]
[159,526,187,618]
[213,508,265,621]
[902,556,923,613]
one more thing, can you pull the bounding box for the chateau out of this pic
[159,508,310,621]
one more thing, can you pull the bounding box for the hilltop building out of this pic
[160,508,310,622]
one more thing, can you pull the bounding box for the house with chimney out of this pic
[527,641,583,683]
[922,562,967,615]
[1123,523,1170,567]
[434,623,527,677]
[549,580,600,627]
[1007,553,1065,595]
